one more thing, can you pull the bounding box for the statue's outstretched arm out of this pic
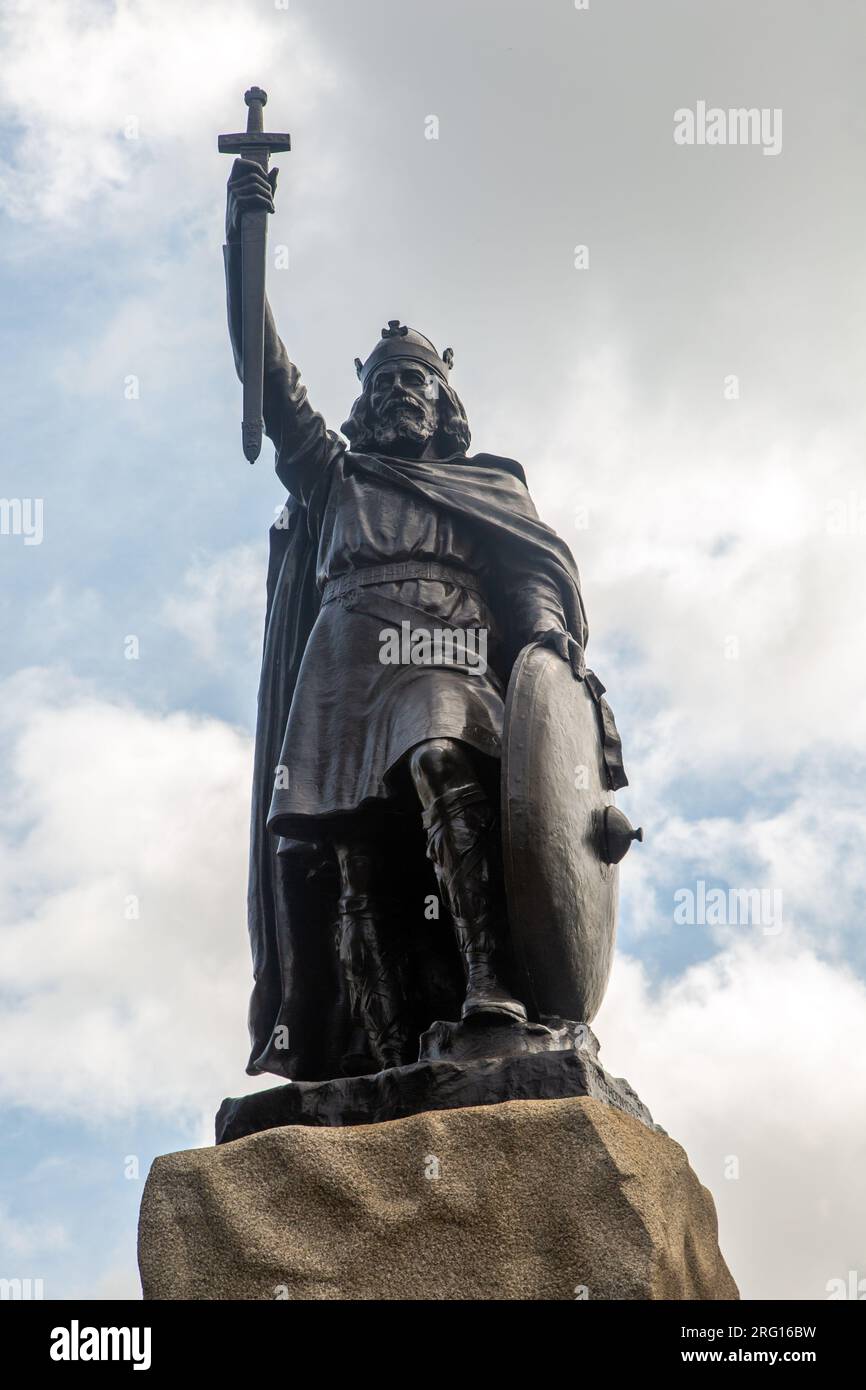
[224,159,344,506]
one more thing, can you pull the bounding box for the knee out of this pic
[408,738,473,801]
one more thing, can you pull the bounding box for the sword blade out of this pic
[240,204,268,463]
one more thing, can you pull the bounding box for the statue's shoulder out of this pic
[465,451,528,487]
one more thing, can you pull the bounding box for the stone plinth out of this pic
[139,1096,739,1301]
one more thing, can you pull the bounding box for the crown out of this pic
[354,320,454,387]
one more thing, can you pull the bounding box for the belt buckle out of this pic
[341,588,359,611]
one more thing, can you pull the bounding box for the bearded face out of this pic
[368,362,439,453]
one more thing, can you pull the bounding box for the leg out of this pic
[408,738,527,1024]
[333,837,411,1071]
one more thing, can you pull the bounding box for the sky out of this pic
[1,0,865,1301]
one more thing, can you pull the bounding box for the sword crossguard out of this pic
[218,86,290,163]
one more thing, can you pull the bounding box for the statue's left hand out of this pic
[533,627,586,680]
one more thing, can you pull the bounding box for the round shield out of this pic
[501,642,618,1023]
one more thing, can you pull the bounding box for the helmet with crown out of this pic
[354,320,454,388]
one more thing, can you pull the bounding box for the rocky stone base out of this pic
[215,1017,659,1141]
[139,1096,739,1300]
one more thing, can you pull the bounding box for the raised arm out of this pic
[224,158,344,506]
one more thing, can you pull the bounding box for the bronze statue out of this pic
[219,92,640,1116]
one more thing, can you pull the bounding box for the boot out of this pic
[422,783,527,1024]
[452,912,528,1023]
[335,901,410,1070]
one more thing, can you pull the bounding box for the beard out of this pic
[370,400,436,449]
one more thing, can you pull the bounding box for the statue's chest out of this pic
[319,473,485,573]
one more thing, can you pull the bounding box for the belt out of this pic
[322,561,484,605]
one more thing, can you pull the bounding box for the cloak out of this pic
[246,447,626,1079]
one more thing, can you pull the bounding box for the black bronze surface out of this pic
[217,89,642,1132]
[219,89,290,463]
[215,1022,659,1141]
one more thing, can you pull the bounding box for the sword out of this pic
[218,87,291,463]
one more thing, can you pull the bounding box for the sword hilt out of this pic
[218,86,291,165]
[244,87,267,133]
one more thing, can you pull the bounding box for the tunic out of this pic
[260,353,567,836]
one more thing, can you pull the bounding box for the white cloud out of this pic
[0,0,337,233]
[0,1202,67,1258]
[501,346,866,776]
[81,1257,146,1302]
[613,759,866,964]
[162,544,265,666]
[596,940,866,1300]
[0,0,346,420]
[0,669,269,1121]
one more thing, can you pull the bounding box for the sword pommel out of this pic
[244,87,267,132]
